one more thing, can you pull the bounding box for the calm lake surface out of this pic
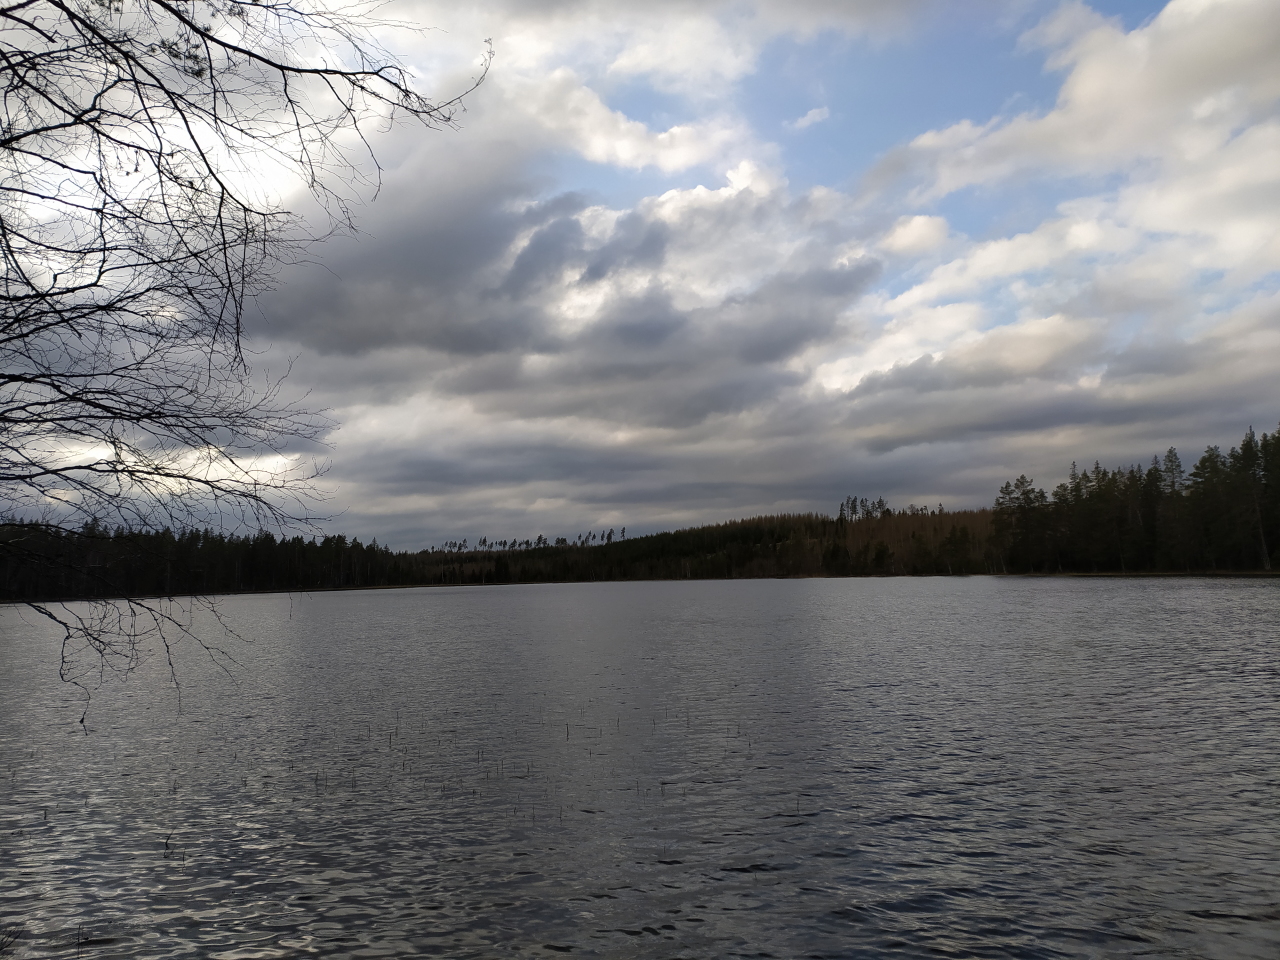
[1,578,1278,959]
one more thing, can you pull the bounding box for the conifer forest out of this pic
[3,421,1277,602]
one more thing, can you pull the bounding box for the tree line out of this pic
[0,509,993,601]
[2,421,1275,602]
[991,424,1278,573]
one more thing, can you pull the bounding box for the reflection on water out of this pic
[1,578,1278,958]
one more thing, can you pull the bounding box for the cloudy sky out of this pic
[253,0,1280,548]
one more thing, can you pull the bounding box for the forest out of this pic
[2,421,1276,602]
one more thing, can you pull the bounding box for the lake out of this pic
[1,578,1278,958]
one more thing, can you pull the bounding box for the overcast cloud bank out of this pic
[256,0,1280,548]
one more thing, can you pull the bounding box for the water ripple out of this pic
[2,578,1278,958]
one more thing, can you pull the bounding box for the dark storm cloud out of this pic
[580,212,670,282]
[719,263,879,364]
[442,263,880,429]
[586,289,686,348]
[258,145,556,357]
[497,217,587,297]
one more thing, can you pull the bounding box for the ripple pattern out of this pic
[2,577,1278,958]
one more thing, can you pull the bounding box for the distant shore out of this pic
[8,566,1278,609]
[7,415,1277,605]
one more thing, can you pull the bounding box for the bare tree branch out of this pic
[1,0,489,704]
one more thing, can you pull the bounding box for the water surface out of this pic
[2,578,1278,958]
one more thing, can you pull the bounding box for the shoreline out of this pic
[9,568,1279,606]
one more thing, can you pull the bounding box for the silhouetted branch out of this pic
[1,0,488,702]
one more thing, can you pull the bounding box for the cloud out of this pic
[836,0,1280,469]
[258,125,891,540]
[393,0,940,99]
[267,150,877,421]
[900,0,1280,199]
[787,106,830,131]
[882,214,1138,313]
[247,0,1280,546]
[879,215,949,255]
[518,68,751,171]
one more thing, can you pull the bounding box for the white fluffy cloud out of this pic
[879,215,949,255]
[844,0,1280,441]
[905,0,1280,197]
[517,68,750,171]
[788,107,830,131]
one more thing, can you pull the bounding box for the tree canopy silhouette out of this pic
[0,0,487,705]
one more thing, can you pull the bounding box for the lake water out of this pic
[1,578,1278,959]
